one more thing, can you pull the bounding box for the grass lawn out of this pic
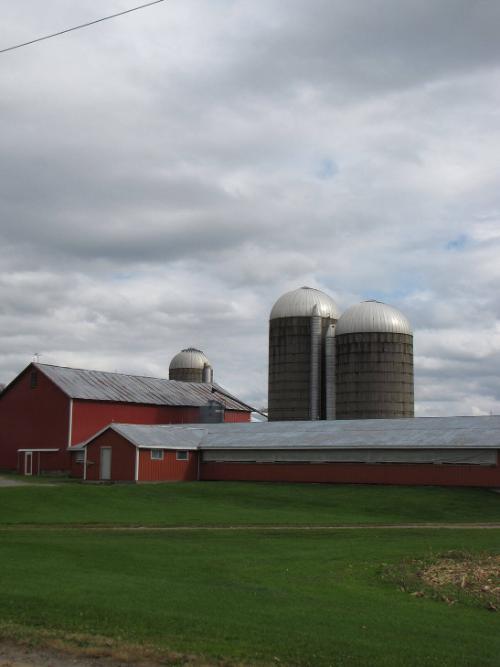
[0,528,499,666]
[0,482,499,665]
[0,481,500,525]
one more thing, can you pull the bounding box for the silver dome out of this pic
[335,300,412,335]
[270,286,340,320]
[169,348,210,370]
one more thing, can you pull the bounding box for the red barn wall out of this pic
[200,458,500,487]
[224,410,251,423]
[85,430,136,482]
[0,366,70,471]
[138,449,198,482]
[71,402,201,445]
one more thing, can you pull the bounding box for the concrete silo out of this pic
[169,348,213,383]
[268,286,340,421]
[335,300,414,419]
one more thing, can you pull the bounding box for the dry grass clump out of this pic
[421,554,500,610]
[382,551,500,611]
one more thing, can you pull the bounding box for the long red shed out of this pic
[73,417,500,487]
[0,363,252,475]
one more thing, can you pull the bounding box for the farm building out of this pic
[0,362,253,475]
[71,416,500,487]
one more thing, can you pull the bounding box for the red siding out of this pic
[138,449,198,482]
[0,365,70,471]
[71,402,201,446]
[224,410,251,423]
[201,459,500,487]
[85,430,136,482]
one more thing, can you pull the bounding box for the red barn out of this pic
[0,363,252,476]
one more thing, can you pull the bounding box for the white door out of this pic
[24,452,33,476]
[100,447,112,480]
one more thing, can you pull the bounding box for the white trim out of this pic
[150,449,164,461]
[67,398,73,448]
[24,452,33,476]
[83,446,87,481]
[135,447,139,482]
[17,448,59,452]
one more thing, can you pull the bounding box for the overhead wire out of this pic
[0,0,167,55]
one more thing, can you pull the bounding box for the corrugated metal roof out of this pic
[35,363,252,412]
[113,424,205,450]
[270,287,339,320]
[335,300,412,335]
[77,415,500,450]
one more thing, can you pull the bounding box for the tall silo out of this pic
[268,286,340,421]
[169,348,213,383]
[335,300,414,419]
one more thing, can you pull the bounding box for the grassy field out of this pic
[0,481,499,666]
[1,480,500,525]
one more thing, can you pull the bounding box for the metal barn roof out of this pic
[76,415,500,450]
[112,424,205,450]
[35,363,252,412]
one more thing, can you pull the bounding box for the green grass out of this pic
[1,482,499,665]
[0,528,499,666]
[0,481,499,526]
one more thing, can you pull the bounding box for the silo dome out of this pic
[169,348,209,371]
[169,348,213,383]
[336,300,412,335]
[270,286,340,320]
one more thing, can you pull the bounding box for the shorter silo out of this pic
[169,348,213,383]
[335,300,414,419]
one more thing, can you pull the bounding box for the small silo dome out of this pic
[169,347,210,371]
[335,300,412,335]
[270,286,340,320]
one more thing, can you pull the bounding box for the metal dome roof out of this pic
[169,348,210,370]
[335,300,412,335]
[270,287,340,320]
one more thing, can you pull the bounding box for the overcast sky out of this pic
[1,0,500,415]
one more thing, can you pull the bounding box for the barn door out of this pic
[24,452,33,476]
[100,447,112,481]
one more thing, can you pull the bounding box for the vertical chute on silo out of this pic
[325,323,336,420]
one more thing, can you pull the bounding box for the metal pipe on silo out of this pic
[325,323,336,420]
[202,364,213,384]
[309,305,321,420]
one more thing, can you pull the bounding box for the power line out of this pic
[0,0,167,55]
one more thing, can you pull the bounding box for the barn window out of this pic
[30,371,38,389]
[150,450,164,461]
[75,451,85,464]
[176,451,189,461]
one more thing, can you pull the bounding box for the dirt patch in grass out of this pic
[0,622,248,667]
[382,551,500,611]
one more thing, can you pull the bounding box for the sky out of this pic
[1,0,500,415]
